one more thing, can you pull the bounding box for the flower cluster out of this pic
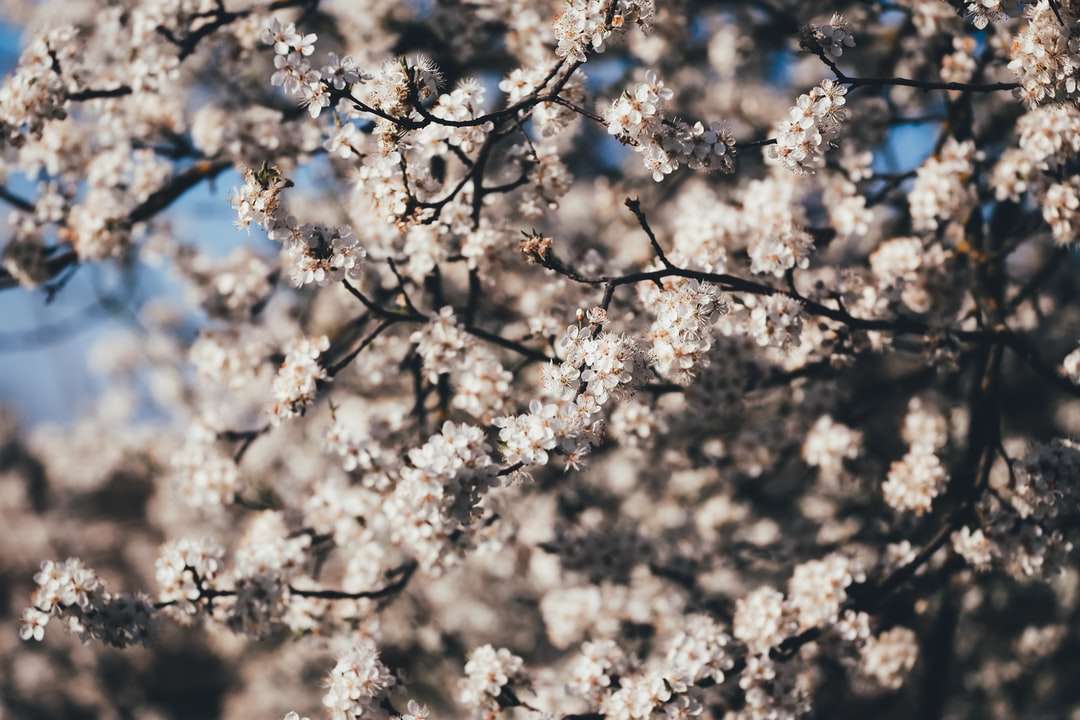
[566,640,629,702]
[553,0,655,62]
[233,165,368,286]
[407,420,493,478]
[1008,0,1080,107]
[231,164,291,230]
[419,79,493,153]
[965,0,1010,29]
[951,525,995,570]
[223,512,312,637]
[270,335,331,424]
[170,421,242,507]
[941,36,977,85]
[1017,104,1080,171]
[1063,344,1080,384]
[459,644,525,713]
[803,415,863,482]
[494,398,560,467]
[410,306,471,382]
[606,71,736,181]
[808,14,855,60]
[665,614,735,688]
[454,346,514,422]
[748,294,805,349]
[190,330,265,389]
[770,80,849,175]
[644,280,723,383]
[883,447,948,515]
[4,2,1080,719]
[155,538,225,612]
[859,626,919,689]
[0,27,76,146]
[277,222,366,287]
[909,137,980,232]
[384,419,500,572]
[748,223,814,278]
[788,553,865,630]
[734,586,791,654]
[21,559,155,648]
[869,236,950,313]
[263,19,339,119]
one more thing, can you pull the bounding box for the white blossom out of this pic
[770,79,849,175]
[859,627,919,689]
[883,448,947,515]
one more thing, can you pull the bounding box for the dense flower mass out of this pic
[2,1,1080,719]
[769,80,849,175]
[605,70,738,181]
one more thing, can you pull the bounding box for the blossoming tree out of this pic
[2,0,1080,718]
